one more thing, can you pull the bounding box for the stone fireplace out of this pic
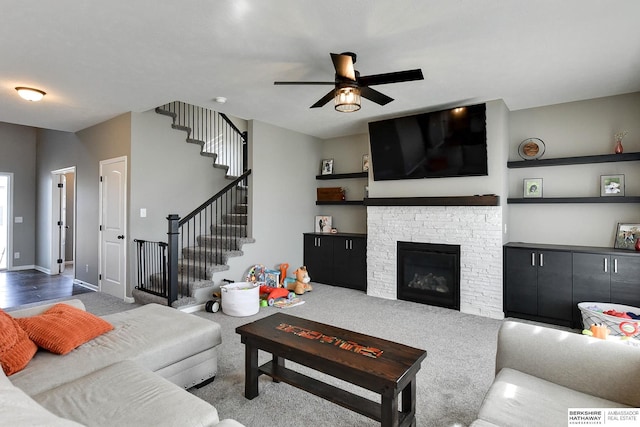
[397,241,460,310]
[366,200,504,319]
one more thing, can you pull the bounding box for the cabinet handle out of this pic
[345,240,349,250]
[539,253,544,267]
[604,258,608,273]
[349,240,353,250]
[614,258,618,274]
[531,252,536,267]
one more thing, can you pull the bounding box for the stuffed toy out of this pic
[287,266,312,295]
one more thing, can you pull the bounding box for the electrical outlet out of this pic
[14,252,20,259]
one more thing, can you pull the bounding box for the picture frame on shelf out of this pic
[600,174,625,197]
[321,159,334,175]
[362,154,369,171]
[613,223,639,250]
[523,178,542,198]
[315,215,332,233]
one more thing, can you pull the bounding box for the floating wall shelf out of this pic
[507,152,640,168]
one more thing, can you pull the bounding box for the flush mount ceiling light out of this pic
[334,84,361,113]
[15,87,46,102]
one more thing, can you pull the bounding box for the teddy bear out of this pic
[287,266,312,295]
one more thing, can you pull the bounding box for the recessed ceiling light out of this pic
[214,96,227,104]
[15,87,46,102]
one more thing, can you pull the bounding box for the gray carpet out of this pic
[191,284,502,427]
[51,286,502,426]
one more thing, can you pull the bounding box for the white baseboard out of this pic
[124,296,135,304]
[9,264,37,271]
[179,303,205,313]
[74,279,98,291]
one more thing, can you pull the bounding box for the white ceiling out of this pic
[1,0,639,139]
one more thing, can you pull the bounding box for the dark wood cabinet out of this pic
[573,252,640,323]
[303,233,366,291]
[504,243,640,328]
[504,247,572,324]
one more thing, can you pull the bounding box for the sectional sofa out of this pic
[472,320,640,427]
[2,299,243,427]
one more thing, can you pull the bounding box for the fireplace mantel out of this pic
[364,195,499,207]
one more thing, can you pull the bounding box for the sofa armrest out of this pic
[496,321,640,407]
[6,299,86,318]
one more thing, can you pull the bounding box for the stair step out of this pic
[234,204,248,214]
[211,223,248,236]
[223,213,247,225]
[178,259,229,278]
[196,234,245,250]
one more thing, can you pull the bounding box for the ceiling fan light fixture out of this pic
[334,86,361,113]
[15,86,46,102]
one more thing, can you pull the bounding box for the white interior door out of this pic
[99,157,127,300]
[58,174,67,273]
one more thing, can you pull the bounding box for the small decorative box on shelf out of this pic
[317,187,345,201]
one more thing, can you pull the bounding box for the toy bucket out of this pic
[221,282,260,317]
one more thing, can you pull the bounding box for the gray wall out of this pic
[36,114,131,285]
[507,92,640,246]
[317,133,369,234]
[0,122,37,268]
[218,120,322,284]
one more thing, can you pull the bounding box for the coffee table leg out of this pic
[401,379,417,427]
[272,354,285,383]
[244,343,259,399]
[381,391,399,427]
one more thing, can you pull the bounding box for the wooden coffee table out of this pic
[236,313,427,427]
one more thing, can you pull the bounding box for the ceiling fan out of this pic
[274,52,424,112]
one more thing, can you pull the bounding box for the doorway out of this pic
[0,173,11,270]
[99,156,127,300]
[50,168,76,277]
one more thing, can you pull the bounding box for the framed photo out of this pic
[321,159,334,175]
[600,174,625,197]
[315,215,332,233]
[614,223,640,250]
[523,178,542,198]
[362,154,370,171]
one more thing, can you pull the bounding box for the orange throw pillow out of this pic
[15,303,114,355]
[0,309,38,375]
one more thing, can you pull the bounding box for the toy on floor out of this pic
[259,285,295,306]
[246,264,266,283]
[287,266,312,295]
[279,263,289,285]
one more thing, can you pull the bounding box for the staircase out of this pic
[133,101,252,308]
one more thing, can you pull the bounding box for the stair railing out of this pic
[166,169,252,306]
[156,101,248,177]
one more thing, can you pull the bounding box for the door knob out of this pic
[117,235,125,239]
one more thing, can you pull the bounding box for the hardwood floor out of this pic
[0,269,93,309]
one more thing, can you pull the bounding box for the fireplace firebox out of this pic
[397,241,460,310]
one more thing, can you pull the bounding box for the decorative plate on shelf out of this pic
[518,138,545,160]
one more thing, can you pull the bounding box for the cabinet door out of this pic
[610,254,640,307]
[504,248,538,316]
[303,235,333,285]
[573,253,611,325]
[537,250,572,321]
[333,236,366,291]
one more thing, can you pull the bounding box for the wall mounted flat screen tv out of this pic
[368,103,487,181]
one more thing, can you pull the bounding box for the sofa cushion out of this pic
[0,368,84,427]
[15,303,113,355]
[0,309,37,375]
[477,368,629,427]
[10,303,222,395]
[33,360,220,427]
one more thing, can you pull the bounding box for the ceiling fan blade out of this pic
[360,87,394,106]
[330,53,356,81]
[274,81,335,85]
[310,89,336,108]
[359,69,424,86]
